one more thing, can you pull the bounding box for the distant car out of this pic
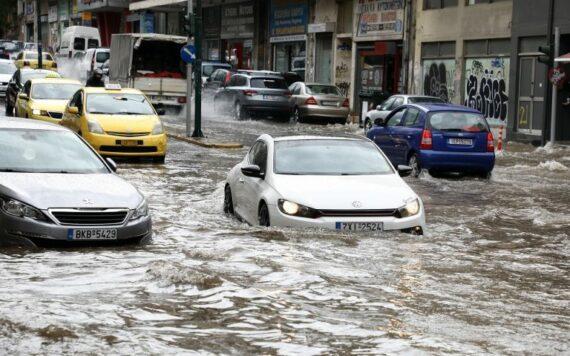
[366,103,495,178]
[83,48,110,78]
[23,42,38,51]
[0,59,17,97]
[14,51,57,70]
[201,61,232,85]
[289,82,349,124]
[0,117,152,247]
[224,135,425,234]
[214,73,293,120]
[203,68,234,100]
[363,95,445,133]
[4,68,61,116]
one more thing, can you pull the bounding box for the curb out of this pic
[166,133,243,149]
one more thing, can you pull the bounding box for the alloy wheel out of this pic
[258,203,270,227]
[409,154,421,177]
[224,185,234,215]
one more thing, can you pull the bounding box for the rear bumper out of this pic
[299,105,349,119]
[420,150,495,172]
[243,102,292,115]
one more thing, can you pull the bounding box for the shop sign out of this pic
[308,22,335,33]
[203,5,221,38]
[269,34,307,44]
[143,12,154,33]
[270,0,308,37]
[356,0,404,38]
[49,5,58,22]
[78,0,128,11]
[58,0,69,21]
[220,2,254,39]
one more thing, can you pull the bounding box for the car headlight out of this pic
[278,199,320,219]
[130,200,148,220]
[398,198,420,218]
[32,109,48,116]
[0,197,46,221]
[151,121,164,135]
[87,120,105,134]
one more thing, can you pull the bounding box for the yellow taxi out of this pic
[60,84,167,163]
[14,51,58,70]
[15,77,82,124]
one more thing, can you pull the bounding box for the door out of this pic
[517,56,545,135]
[240,141,268,224]
[391,107,423,165]
[372,107,406,163]
[315,33,333,84]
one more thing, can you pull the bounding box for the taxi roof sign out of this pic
[45,73,60,79]
[105,83,122,90]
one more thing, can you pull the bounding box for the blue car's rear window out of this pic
[428,111,489,133]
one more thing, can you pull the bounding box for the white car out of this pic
[224,135,426,234]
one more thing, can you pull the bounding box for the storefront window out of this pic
[274,42,305,78]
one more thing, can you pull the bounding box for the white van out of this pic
[58,26,101,59]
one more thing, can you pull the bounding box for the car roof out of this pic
[23,50,50,55]
[270,135,365,142]
[0,116,67,131]
[82,87,144,95]
[411,103,481,113]
[19,68,59,74]
[29,78,81,85]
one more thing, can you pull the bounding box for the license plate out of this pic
[322,101,338,107]
[263,95,281,101]
[67,229,117,240]
[335,222,383,232]
[448,138,473,145]
[121,140,139,146]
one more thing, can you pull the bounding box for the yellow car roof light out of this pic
[45,73,61,79]
[105,83,122,90]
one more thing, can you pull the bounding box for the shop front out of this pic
[202,5,221,61]
[269,0,308,78]
[220,1,255,69]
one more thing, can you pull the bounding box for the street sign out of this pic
[181,44,196,64]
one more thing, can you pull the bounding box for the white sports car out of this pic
[224,135,426,234]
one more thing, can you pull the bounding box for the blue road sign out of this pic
[181,44,196,64]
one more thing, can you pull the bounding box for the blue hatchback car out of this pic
[366,104,495,177]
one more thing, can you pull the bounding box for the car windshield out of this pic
[0,61,16,74]
[86,93,155,115]
[409,97,445,104]
[21,71,60,83]
[32,83,81,100]
[274,139,394,175]
[0,129,108,174]
[429,112,489,132]
[96,51,110,63]
[306,85,341,96]
[250,77,287,89]
[25,52,53,61]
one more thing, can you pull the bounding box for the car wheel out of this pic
[258,202,270,227]
[477,171,492,180]
[364,118,372,133]
[408,153,421,177]
[335,117,347,125]
[223,185,234,215]
[152,156,166,164]
[234,102,245,121]
[291,107,301,124]
[5,101,13,116]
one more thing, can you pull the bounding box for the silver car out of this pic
[0,118,152,247]
[289,82,349,124]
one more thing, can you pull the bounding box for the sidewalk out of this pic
[164,123,243,149]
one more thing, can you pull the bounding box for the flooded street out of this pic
[1,109,569,354]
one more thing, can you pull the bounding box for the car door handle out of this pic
[238,178,245,184]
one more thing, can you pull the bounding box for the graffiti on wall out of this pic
[335,40,352,97]
[464,57,510,124]
[422,60,455,102]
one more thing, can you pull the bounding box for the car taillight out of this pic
[243,89,257,96]
[420,129,433,150]
[225,72,231,83]
[342,98,349,107]
[487,131,495,152]
[177,97,187,104]
[305,96,318,105]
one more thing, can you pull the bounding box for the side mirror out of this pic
[106,157,117,172]
[18,93,28,100]
[241,164,264,178]
[374,117,386,126]
[156,108,166,115]
[376,105,383,111]
[397,165,413,177]
[67,106,79,115]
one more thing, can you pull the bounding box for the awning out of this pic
[555,53,570,63]
[129,0,185,12]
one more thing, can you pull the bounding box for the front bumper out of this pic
[84,132,168,157]
[0,212,152,246]
[268,204,426,233]
[299,105,349,119]
[420,150,495,173]
[0,85,7,96]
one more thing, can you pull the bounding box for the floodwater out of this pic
[0,107,568,354]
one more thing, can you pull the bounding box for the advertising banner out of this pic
[356,0,404,38]
[269,0,308,38]
[220,2,254,39]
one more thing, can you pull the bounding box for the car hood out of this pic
[31,99,69,112]
[0,74,12,82]
[0,173,143,210]
[88,114,159,133]
[270,174,417,210]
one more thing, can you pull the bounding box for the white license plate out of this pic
[67,229,118,240]
[263,95,281,101]
[448,138,473,145]
[336,222,383,232]
[322,101,338,107]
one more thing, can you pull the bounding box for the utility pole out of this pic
[192,0,203,138]
[550,27,560,144]
[36,0,42,68]
[185,0,193,137]
[541,0,554,146]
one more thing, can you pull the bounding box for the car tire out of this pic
[153,156,166,164]
[258,202,270,227]
[223,185,234,215]
[408,153,421,177]
[290,107,301,124]
[364,117,372,133]
[477,171,492,180]
[335,117,347,125]
[5,101,13,116]
[234,102,245,121]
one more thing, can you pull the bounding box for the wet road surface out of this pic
[0,105,569,354]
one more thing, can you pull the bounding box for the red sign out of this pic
[549,66,567,89]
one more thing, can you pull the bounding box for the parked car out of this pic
[366,103,495,178]
[363,95,445,133]
[4,68,61,116]
[0,59,17,97]
[0,117,152,247]
[203,68,234,100]
[224,135,425,234]
[214,72,293,120]
[289,82,349,124]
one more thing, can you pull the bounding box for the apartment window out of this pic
[337,0,353,34]
[467,0,510,4]
[421,41,456,59]
[464,39,510,57]
[424,0,458,9]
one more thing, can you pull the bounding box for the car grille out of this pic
[50,209,129,226]
[100,146,158,153]
[318,209,398,217]
[107,131,151,137]
[48,112,63,119]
